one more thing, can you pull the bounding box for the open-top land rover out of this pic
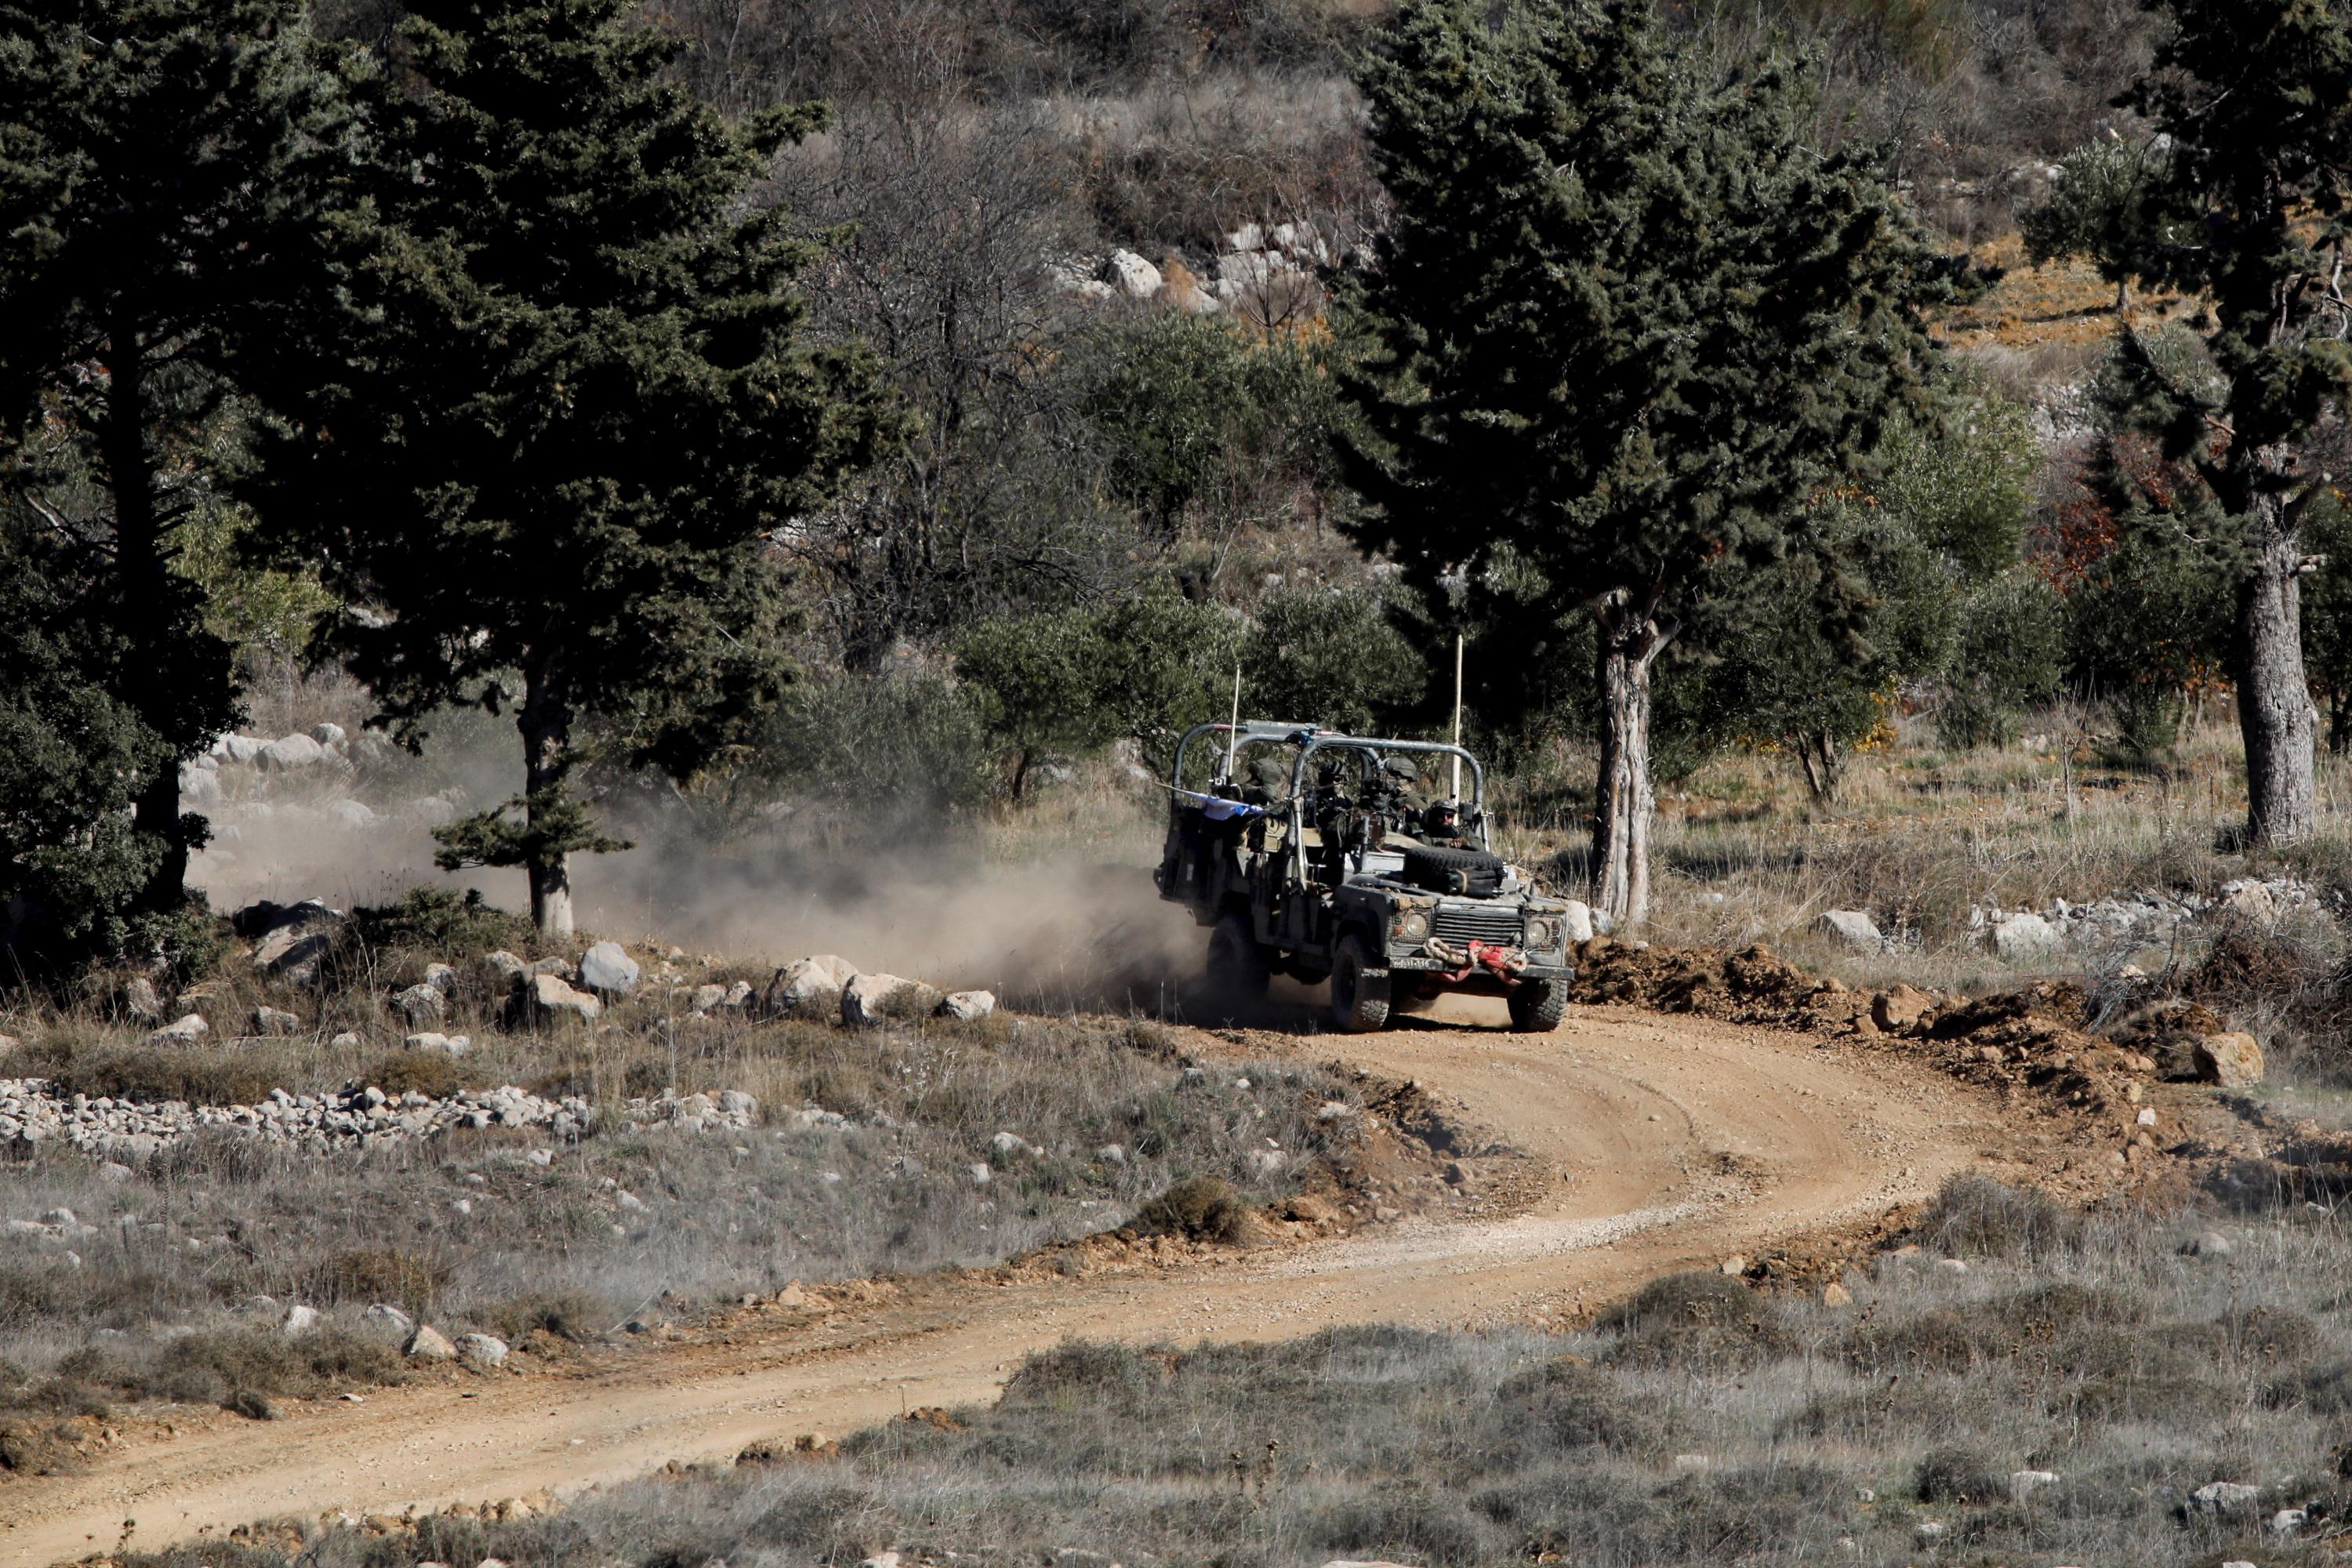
[1155,720,1577,1032]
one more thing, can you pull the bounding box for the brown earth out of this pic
[5,997,2162,1565]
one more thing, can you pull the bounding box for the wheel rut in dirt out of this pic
[5,1003,2012,1565]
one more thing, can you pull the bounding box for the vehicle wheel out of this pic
[1330,933,1392,1033]
[1507,978,1566,1033]
[1205,913,1269,1004]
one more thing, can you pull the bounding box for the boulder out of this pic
[1099,248,1163,299]
[180,769,223,804]
[1045,262,1115,301]
[1560,900,1596,944]
[217,733,268,764]
[364,1303,415,1334]
[842,972,938,1026]
[281,1303,320,1337]
[310,721,346,746]
[1872,983,1933,1033]
[254,920,336,988]
[253,1006,301,1036]
[760,954,859,1018]
[390,983,446,1025]
[524,972,602,1025]
[724,980,753,1009]
[938,989,996,1022]
[691,983,728,1014]
[485,949,530,985]
[403,1324,456,1360]
[260,733,329,771]
[2220,880,2276,922]
[328,800,376,829]
[2010,1469,2060,1501]
[579,941,640,997]
[403,1033,470,1056]
[2183,1230,2234,1258]
[147,1013,209,1045]
[424,962,459,994]
[2190,1480,2261,1516]
[1820,909,1882,950]
[456,1332,509,1368]
[717,1090,758,1120]
[1993,911,2059,961]
[2194,1031,2265,1087]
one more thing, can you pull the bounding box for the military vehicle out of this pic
[1154,720,1577,1032]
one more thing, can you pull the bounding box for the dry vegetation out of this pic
[101,1178,2352,1568]
[0,893,1365,1444]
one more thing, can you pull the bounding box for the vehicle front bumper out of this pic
[1387,955,1576,981]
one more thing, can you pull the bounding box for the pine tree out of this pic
[252,0,892,934]
[1341,0,1966,921]
[0,0,335,923]
[2078,0,2352,845]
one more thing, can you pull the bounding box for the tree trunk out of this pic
[520,668,575,937]
[102,317,190,913]
[1795,729,1841,804]
[2236,504,2317,846]
[1592,597,1670,926]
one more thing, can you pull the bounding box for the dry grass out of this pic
[0,895,1363,1421]
[106,1176,2352,1568]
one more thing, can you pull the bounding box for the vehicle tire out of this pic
[1507,978,1566,1033]
[1402,843,1508,896]
[1329,933,1392,1033]
[1205,913,1269,1004]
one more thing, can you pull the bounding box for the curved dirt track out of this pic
[8,1003,2006,1565]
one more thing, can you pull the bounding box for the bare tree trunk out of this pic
[1795,729,1841,804]
[2237,503,2317,846]
[1592,597,1671,926]
[520,668,575,938]
[102,317,191,913]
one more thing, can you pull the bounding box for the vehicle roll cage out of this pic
[1168,721,1493,873]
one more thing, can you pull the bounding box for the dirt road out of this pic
[8,1004,2006,1564]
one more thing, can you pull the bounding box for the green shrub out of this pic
[1937,571,2065,750]
[351,886,534,962]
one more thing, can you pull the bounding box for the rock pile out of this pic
[1045,220,1347,319]
[1822,877,2326,960]
[754,953,995,1027]
[0,1080,760,1160]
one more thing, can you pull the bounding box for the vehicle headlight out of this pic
[1525,917,1556,951]
[1394,909,1430,942]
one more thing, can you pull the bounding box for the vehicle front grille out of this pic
[1431,905,1523,947]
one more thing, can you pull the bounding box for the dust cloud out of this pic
[192,800,1208,1013]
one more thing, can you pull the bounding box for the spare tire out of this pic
[1402,843,1507,896]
